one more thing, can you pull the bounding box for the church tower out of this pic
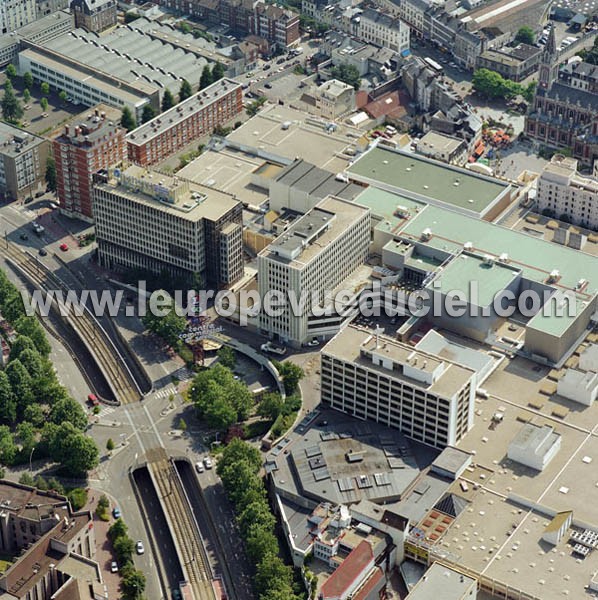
[538,27,559,90]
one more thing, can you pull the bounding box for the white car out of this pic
[307,339,320,347]
[110,561,118,573]
[203,456,213,470]
[135,541,145,555]
[195,461,204,473]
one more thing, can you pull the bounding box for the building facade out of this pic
[536,154,598,230]
[321,326,477,448]
[126,79,242,167]
[353,8,410,54]
[0,0,37,35]
[70,0,117,33]
[52,106,126,220]
[0,122,49,202]
[93,165,243,287]
[251,4,300,48]
[476,43,541,81]
[257,196,370,347]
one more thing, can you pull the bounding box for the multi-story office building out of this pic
[476,43,541,82]
[0,0,37,35]
[126,79,242,167]
[71,0,117,33]
[52,106,126,220]
[257,196,370,346]
[536,155,598,230]
[0,122,48,202]
[321,325,477,448]
[93,165,243,287]
[36,0,70,17]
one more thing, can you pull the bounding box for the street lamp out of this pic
[29,446,36,472]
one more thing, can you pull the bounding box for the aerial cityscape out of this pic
[0,0,597,599]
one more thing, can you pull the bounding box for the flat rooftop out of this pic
[347,146,510,215]
[324,325,476,398]
[434,253,520,307]
[398,204,597,296]
[96,164,240,222]
[407,562,476,599]
[417,131,465,155]
[226,104,358,173]
[259,196,369,268]
[0,122,46,158]
[177,147,278,208]
[127,78,240,145]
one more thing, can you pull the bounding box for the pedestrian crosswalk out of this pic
[98,405,117,419]
[154,386,177,400]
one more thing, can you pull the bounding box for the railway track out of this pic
[149,450,216,600]
[1,241,141,404]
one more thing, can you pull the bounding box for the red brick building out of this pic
[52,106,126,220]
[126,79,242,167]
[250,4,300,48]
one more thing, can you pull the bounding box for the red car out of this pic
[87,393,99,407]
[59,243,68,251]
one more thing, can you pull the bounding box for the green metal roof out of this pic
[399,205,597,296]
[434,253,520,307]
[348,147,509,214]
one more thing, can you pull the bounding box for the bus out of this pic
[424,57,443,73]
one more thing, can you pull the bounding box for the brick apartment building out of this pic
[158,0,300,48]
[52,105,126,220]
[126,78,242,167]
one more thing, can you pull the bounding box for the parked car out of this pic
[195,461,205,474]
[112,507,121,519]
[38,248,48,256]
[307,339,320,347]
[87,393,99,407]
[135,541,145,555]
[264,82,272,89]
[59,243,68,251]
[110,561,118,573]
[203,457,213,470]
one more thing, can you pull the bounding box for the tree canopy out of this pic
[329,63,361,90]
[120,106,136,132]
[200,65,213,90]
[1,81,23,123]
[179,79,193,102]
[472,68,529,100]
[515,26,535,45]
[161,88,175,112]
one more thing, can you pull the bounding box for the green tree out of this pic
[23,88,31,104]
[106,438,115,451]
[245,523,279,562]
[0,372,16,425]
[472,68,523,100]
[141,104,155,124]
[161,88,175,112]
[40,97,48,112]
[114,535,135,565]
[58,90,67,103]
[522,81,537,102]
[178,22,192,34]
[204,386,237,430]
[23,403,46,428]
[179,79,193,102]
[5,64,17,80]
[274,361,304,395]
[67,488,88,510]
[217,346,236,369]
[23,71,33,90]
[9,335,37,363]
[60,433,98,475]
[246,96,266,117]
[0,427,17,466]
[121,569,146,599]
[17,347,45,381]
[217,437,262,476]
[40,82,50,96]
[50,397,88,431]
[6,360,34,417]
[15,316,52,357]
[212,61,225,82]
[120,106,136,132]
[200,65,213,90]
[254,555,295,596]
[45,156,57,193]
[1,81,24,123]
[141,292,187,348]
[19,471,35,486]
[258,392,284,420]
[178,417,187,432]
[329,63,361,90]
[238,500,276,536]
[515,26,535,45]
[108,518,128,541]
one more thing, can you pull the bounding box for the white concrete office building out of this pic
[257,196,370,347]
[321,325,477,448]
[536,154,598,230]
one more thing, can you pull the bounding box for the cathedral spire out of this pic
[538,26,559,90]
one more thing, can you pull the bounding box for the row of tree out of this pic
[472,68,536,102]
[0,270,99,475]
[108,514,147,599]
[217,439,304,600]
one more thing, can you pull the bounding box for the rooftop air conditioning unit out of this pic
[421,228,432,241]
